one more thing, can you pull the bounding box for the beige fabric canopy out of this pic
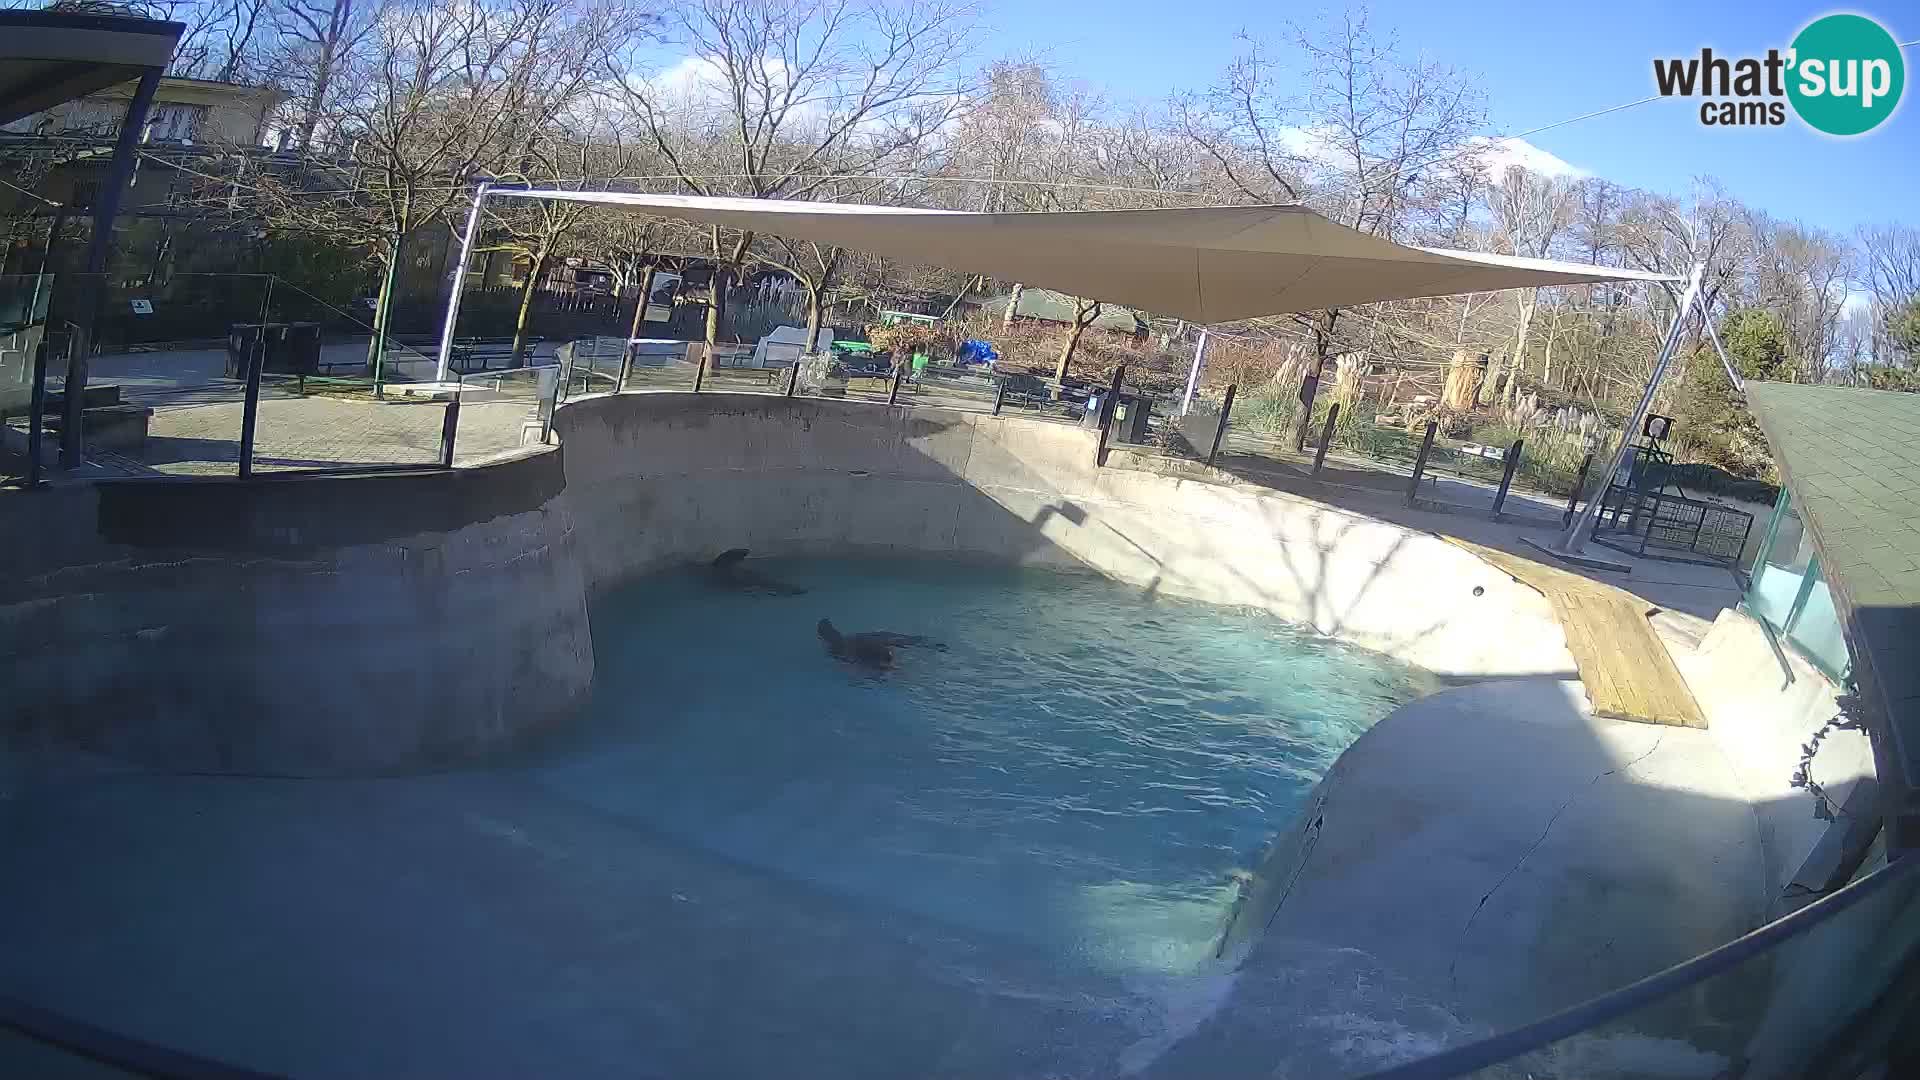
[502,190,1674,324]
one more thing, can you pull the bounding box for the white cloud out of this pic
[1473,136,1590,182]
[1267,127,1589,185]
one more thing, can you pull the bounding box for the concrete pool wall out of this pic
[1,451,591,777]
[4,391,1575,776]
[554,393,1578,680]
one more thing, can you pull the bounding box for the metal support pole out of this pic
[370,246,397,397]
[692,346,708,393]
[992,378,1006,415]
[1180,328,1209,415]
[440,394,461,468]
[26,336,48,486]
[1564,452,1594,526]
[435,182,491,384]
[1312,403,1340,476]
[1551,263,1705,554]
[237,330,265,478]
[617,341,635,393]
[1492,439,1524,518]
[1699,297,1744,392]
[1407,420,1438,506]
[62,68,161,469]
[236,276,274,477]
[887,363,904,405]
[1207,384,1237,466]
[1094,364,1124,467]
[785,361,799,397]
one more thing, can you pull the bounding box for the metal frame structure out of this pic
[1523,261,1745,568]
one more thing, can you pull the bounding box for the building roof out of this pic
[1744,382,1920,825]
[985,287,1145,333]
[0,10,182,127]
[489,190,1677,324]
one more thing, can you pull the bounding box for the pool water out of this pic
[541,558,1441,976]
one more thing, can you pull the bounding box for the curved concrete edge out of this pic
[553,392,1577,679]
[1215,678,1766,1036]
[1,450,592,778]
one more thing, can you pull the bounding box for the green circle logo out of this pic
[1787,13,1904,136]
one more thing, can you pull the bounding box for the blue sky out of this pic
[1022,0,1917,235]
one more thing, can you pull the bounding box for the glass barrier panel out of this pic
[84,272,260,476]
[1750,495,1813,629]
[610,338,699,395]
[0,273,58,484]
[244,277,445,473]
[454,366,551,466]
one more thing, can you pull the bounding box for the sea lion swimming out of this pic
[704,548,807,595]
[816,618,944,669]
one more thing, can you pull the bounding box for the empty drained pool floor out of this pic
[0,560,1444,1078]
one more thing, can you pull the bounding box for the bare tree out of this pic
[1859,224,1920,364]
[232,0,585,372]
[272,0,371,150]
[1053,296,1102,382]
[606,0,976,346]
[1181,9,1486,447]
[1485,165,1576,403]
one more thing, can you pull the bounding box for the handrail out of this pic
[1360,852,1920,1079]
[0,992,280,1079]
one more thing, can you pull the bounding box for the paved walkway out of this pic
[50,345,544,476]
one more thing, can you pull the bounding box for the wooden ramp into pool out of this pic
[1447,538,1708,729]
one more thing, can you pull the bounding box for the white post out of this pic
[1553,262,1706,555]
[1698,296,1743,392]
[1180,328,1210,415]
[435,181,491,384]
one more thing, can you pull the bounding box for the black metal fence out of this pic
[1592,483,1755,566]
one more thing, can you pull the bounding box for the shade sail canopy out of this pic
[501,190,1675,323]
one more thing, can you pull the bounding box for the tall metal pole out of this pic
[1180,328,1209,415]
[1551,262,1705,555]
[435,182,491,384]
[61,68,162,468]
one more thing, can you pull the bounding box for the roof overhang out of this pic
[1745,381,1920,846]
[0,10,183,128]
[497,190,1678,323]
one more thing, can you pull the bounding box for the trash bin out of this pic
[1115,392,1153,443]
[228,322,324,378]
[226,323,265,379]
[278,322,321,375]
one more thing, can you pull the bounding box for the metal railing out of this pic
[1361,851,1920,1079]
[1592,483,1756,567]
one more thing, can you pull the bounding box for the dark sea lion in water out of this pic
[816,618,944,669]
[705,548,807,595]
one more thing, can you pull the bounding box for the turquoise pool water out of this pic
[0,557,1450,1077]
[541,558,1441,975]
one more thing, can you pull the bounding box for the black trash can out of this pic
[278,322,321,375]
[226,323,265,379]
[228,322,324,378]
